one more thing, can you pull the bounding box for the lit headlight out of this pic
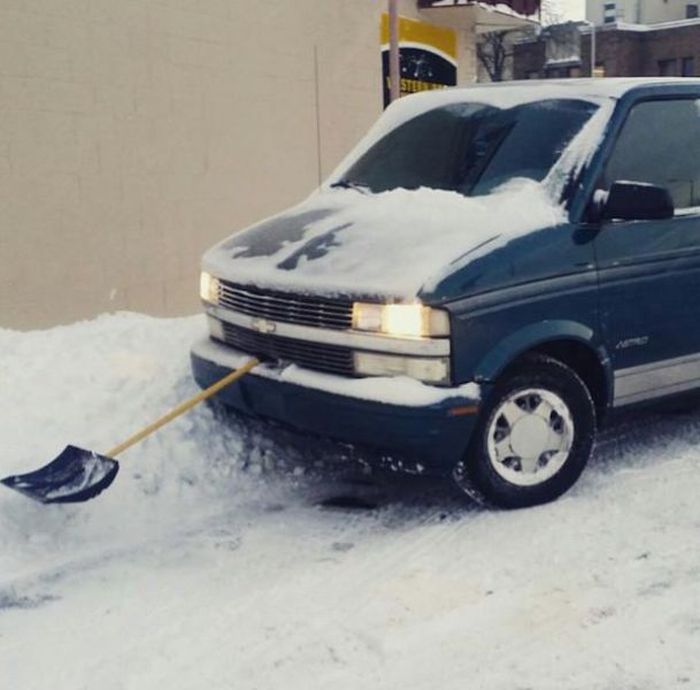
[352,302,449,338]
[354,352,450,384]
[200,271,220,304]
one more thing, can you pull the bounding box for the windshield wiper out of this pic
[330,179,371,194]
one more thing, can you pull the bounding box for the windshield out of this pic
[337,99,599,197]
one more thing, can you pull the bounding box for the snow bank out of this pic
[3,313,700,690]
[0,314,296,581]
[205,179,565,300]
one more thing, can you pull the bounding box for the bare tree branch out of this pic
[476,31,515,82]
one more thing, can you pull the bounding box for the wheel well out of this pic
[507,340,609,416]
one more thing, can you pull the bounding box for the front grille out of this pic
[217,280,353,331]
[220,322,355,377]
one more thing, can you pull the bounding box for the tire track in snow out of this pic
[201,503,479,680]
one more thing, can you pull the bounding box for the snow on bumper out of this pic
[190,337,483,474]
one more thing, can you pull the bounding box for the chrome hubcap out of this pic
[486,388,574,487]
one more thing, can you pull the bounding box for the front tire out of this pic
[454,354,596,509]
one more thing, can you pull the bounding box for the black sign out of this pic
[382,47,457,108]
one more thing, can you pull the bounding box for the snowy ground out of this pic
[1,313,700,690]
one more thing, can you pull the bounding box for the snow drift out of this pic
[3,313,700,690]
[0,314,297,582]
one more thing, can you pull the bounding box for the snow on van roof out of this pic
[411,78,700,120]
[412,77,700,104]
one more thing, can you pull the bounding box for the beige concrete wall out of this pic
[0,0,474,330]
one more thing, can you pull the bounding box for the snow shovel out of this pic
[1,357,260,505]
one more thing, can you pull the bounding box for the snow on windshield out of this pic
[326,82,614,186]
[337,99,599,197]
[545,98,616,200]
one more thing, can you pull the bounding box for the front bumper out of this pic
[191,337,485,475]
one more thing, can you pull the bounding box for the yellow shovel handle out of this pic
[106,357,260,458]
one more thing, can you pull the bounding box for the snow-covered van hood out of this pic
[203,179,566,301]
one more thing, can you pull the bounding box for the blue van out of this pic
[192,78,700,508]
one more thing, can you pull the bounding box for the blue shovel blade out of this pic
[1,445,119,504]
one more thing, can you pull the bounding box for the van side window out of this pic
[602,99,700,210]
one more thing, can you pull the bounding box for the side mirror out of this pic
[597,181,674,222]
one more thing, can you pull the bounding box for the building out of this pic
[1,0,537,330]
[514,17,700,79]
[586,0,699,26]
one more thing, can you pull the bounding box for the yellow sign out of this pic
[380,14,457,59]
[380,14,457,107]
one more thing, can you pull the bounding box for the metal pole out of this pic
[313,45,322,186]
[389,0,400,102]
[590,22,596,77]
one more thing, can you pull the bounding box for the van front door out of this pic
[594,97,700,407]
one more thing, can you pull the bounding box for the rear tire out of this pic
[454,354,596,509]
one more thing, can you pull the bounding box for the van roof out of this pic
[449,77,700,100]
[378,78,700,132]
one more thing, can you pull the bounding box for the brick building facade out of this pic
[514,18,700,80]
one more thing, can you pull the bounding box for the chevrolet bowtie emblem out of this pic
[251,317,276,334]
